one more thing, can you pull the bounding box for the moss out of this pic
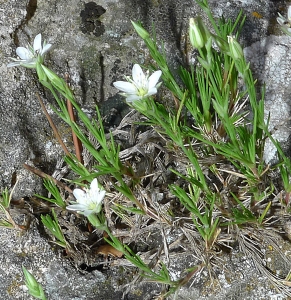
[7,274,22,296]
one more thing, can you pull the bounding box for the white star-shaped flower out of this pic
[7,33,52,68]
[67,178,106,217]
[277,6,291,33]
[113,64,162,102]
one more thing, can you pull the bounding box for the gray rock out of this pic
[0,216,123,300]
[244,35,291,163]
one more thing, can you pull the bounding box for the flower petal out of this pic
[148,70,162,90]
[82,210,93,217]
[7,61,21,67]
[41,43,52,55]
[33,33,42,52]
[126,94,142,102]
[16,47,33,60]
[132,64,146,87]
[90,178,98,191]
[66,203,87,211]
[146,87,158,97]
[89,179,106,204]
[277,17,284,26]
[73,188,86,203]
[113,81,137,94]
[93,190,106,204]
[20,59,38,68]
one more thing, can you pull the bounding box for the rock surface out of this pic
[0,215,124,300]
[0,0,290,299]
[244,35,291,163]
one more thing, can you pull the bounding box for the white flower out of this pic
[7,33,52,68]
[277,6,291,33]
[113,64,162,102]
[67,178,106,217]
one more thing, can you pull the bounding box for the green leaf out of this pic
[41,209,67,248]
[36,178,66,208]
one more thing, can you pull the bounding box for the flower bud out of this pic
[228,35,244,60]
[36,63,48,83]
[214,35,229,53]
[131,21,150,40]
[41,65,67,92]
[87,213,107,231]
[189,17,210,49]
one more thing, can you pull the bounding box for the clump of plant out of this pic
[6,0,291,298]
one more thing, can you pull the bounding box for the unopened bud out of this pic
[214,35,229,53]
[189,17,210,49]
[41,65,67,92]
[228,35,244,60]
[131,21,150,40]
[36,63,48,83]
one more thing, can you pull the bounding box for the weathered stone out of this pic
[244,35,291,163]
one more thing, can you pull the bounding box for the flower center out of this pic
[137,87,147,97]
[88,202,97,210]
